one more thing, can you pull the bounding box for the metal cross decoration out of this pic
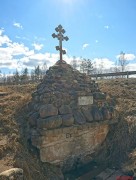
[52,25,69,63]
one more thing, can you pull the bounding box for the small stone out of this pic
[43,97,51,104]
[44,92,51,98]
[34,96,40,102]
[39,104,58,118]
[54,99,63,108]
[34,104,41,111]
[39,95,44,101]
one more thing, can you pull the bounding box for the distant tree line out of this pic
[0,52,131,84]
[0,64,47,84]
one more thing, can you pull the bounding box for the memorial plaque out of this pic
[78,96,93,106]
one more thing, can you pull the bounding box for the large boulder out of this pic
[93,92,106,100]
[39,104,58,118]
[59,105,72,115]
[61,114,74,126]
[81,107,94,122]
[101,106,111,120]
[37,115,62,129]
[28,112,39,127]
[73,111,86,125]
[91,106,103,121]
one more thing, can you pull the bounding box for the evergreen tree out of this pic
[35,65,41,80]
[13,69,20,84]
[21,68,29,83]
[85,59,93,75]
[80,58,93,74]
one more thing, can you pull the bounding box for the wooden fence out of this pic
[91,71,136,79]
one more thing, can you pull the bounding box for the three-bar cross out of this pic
[52,25,69,63]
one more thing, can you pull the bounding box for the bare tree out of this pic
[80,58,86,73]
[41,62,48,78]
[118,51,128,72]
[70,56,78,70]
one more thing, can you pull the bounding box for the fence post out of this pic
[127,71,129,79]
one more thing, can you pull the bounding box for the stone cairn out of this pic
[27,61,115,132]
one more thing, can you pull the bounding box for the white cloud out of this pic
[0,28,11,46]
[116,53,135,61]
[0,27,136,75]
[127,63,136,71]
[32,43,43,51]
[8,42,30,56]
[104,25,109,29]
[93,58,115,69]
[13,22,23,29]
[82,43,89,50]
[0,28,4,35]
[95,40,99,43]
[0,28,72,71]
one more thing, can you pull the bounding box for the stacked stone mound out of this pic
[28,62,115,130]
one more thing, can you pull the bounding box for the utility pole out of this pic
[52,25,69,63]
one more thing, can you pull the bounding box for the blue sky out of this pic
[0,0,136,74]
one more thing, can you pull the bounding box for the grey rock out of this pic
[39,104,58,118]
[28,112,39,127]
[61,114,74,126]
[59,105,72,115]
[91,106,103,121]
[81,107,93,122]
[93,92,106,100]
[73,110,86,124]
[27,101,34,111]
[101,107,111,120]
[37,115,62,129]
[42,97,51,104]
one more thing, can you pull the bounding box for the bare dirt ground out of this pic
[0,78,136,179]
[98,78,136,175]
[0,84,63,180]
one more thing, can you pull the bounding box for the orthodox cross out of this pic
[52,25,69,63]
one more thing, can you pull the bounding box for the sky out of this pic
[0,0,136,75]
